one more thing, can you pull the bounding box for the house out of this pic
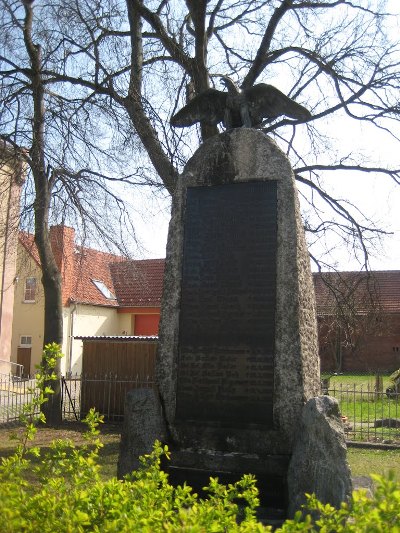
[10,222,400,376]
[111,259,164,336]
[11,225,164,376]
[315,270,400,373]
[0,142,25,375]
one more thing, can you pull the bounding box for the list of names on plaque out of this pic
[176,181,277,426]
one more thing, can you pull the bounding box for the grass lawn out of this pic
[347,447,400,479]
[321,373,400,433]
[323,373,393,389]
[0,422,399,484]
[0,422,121,480]
[337,392,400,422]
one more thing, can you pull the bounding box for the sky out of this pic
[135,130,400,271]
[310,173,400,271]
[129,1,400,273]
[131,169,400,273]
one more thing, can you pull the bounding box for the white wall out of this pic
[63,303,128,374]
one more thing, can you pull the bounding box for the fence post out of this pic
[375,374,383,391]
[321,377,330,395]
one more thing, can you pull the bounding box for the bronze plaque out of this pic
[176,181,277,426]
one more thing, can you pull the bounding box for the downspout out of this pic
[68,301,77,376]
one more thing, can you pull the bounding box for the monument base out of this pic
[117,389,166,479]
[287,396,353,517]
[118,392,353,519]
[167,449,289,509]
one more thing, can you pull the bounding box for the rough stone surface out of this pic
[117,388,166,478]
[157,128,320,455]
[287,396,353,517]
[352,475,374,499]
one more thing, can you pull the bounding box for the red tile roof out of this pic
[110,259,165,307]
[313,271,400,314]
[19,229,400,314]
[19,229,165,308]
[71,247,123,306]
[19,232,40,266]
[74,335,158,341]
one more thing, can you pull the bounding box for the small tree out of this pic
[316,271,387,372]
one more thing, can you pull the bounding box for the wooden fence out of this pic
[81,339,157,377]
[79,339,157,420]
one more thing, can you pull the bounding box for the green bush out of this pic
[1,344,399,532]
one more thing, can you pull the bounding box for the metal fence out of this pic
[0,374,38,424]
[62,374,155,422]
[0,360,24,379]
[0,373,155,425]
[1,374,399,446]
[326,384,400,445]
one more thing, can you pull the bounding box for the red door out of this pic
[134,314,160,335]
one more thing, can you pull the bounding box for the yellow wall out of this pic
[11,244,45,375]
[12,243,137,376]
[118,313,132,336]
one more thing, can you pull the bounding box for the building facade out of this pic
[0,142,25,375]
[11,225,164,376]
[10,224,400,376]
[315,271,400,373]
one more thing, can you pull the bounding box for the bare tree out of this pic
[0,0,146,422]
[35,0,399,268]
[315,271,387,372]
[2,1,400,413]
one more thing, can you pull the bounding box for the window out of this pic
[24,277,37,302]
[92,279,116,300]
[20,335,32,347]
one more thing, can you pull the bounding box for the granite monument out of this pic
[118,127,352,516]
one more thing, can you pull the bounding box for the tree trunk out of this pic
[35,226,63,425]
[24,2,62,424]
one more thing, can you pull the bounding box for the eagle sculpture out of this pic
[170,77,311,129]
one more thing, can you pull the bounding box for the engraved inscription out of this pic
[176,181,277,426]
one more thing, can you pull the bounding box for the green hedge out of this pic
[1,345,399,532]
[1,431,399,532]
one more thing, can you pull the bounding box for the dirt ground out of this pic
[0,421,120,448]
[1,422,400,482]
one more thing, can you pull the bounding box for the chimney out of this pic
[49,225,75,306]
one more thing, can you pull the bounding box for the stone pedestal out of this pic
[117,389,166,477]
[158,129,320,454]
[156,129,321,509]
[287,396,353,517]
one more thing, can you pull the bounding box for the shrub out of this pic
[280,472,400,532]
[0,345,399,532]
[0,433,265,532]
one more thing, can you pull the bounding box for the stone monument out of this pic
[118,128,352,516]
